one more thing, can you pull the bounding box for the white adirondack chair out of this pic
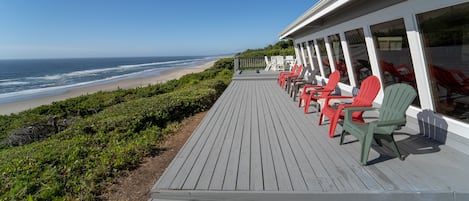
[264,56,273,71]
[285,55,295,71]
[275,56,285,71]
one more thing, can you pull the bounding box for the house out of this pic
[279,0,469,154]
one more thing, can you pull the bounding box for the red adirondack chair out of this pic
[280,64,303,89]
[299,71,340,114]
[380,61,416,86]
[430,64,469,102]
[277,64,298,85]
[319,75,381,138]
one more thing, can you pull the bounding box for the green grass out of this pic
[0,58,234,200]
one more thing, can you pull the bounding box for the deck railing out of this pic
[234,56,296,72]
[234,56,266,71]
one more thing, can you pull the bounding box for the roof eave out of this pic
[279,0,352,39]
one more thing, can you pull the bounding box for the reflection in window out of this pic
[345,28,372,86]
[308,40,320,76]
[328,34,350,84]
[316,38,331,77]
[417,2,469,123]
[371,18,420,106]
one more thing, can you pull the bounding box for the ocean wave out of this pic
[0,68,165,102]
[25,59,198,81]
[0,81,30,86]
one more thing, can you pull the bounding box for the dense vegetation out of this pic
[0,58,234,200]
[236,39,295,57]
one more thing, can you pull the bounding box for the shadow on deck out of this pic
[151,72,469,201]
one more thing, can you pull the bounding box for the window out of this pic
[371,18,420,106]
[417,2,469,123]
[316,38,331,77]
[328,34,350,84]
[345,28,372,86]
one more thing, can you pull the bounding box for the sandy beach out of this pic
[0,60,216,115]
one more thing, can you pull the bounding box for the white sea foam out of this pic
[0,81,30,86]
[0,57,216,103]
[0,68,165,103]
[25,59,192,81]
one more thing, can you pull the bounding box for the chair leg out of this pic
[340,130,347,145]
[360,133,374,166]
[389,134,404,160]
[327,112,341,138]
[318,113,324,126]
[304,99,310,114]
[293,91,297,101]
[374,136,383,146]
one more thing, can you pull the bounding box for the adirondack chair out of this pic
[277,64,299,86]
[286,65,312,94]
[299,71,340,114]
[264,56,273,71]
[280,64,303,89]
[319,76,381,138]
[275,56,286,71]
[380,61,416,86]
[290,67,319,101]
[430,64,469,102]
[340,83,417,165]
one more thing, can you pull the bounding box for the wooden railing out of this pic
[234,56,266,71]
[234,56,296,72]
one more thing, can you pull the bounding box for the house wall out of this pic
[290,0,469,154]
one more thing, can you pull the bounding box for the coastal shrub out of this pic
[213,58,234,70]
[0,60,232,200]
[236,39,295,57]
[0,67,232,148]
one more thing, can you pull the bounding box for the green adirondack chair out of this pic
[340,83,417,165]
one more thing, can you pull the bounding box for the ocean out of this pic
[0,56,218,104]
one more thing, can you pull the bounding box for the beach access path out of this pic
[0,61,216,115]
[151,70,469,201]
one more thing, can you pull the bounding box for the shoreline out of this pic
[0,60,216,115]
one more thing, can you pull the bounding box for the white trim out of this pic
[314,39,326,77]
[324,36,336,72]
[300,43,308,65]
[306,41,316,70]
[340,32,357,87]
[404,13,435,111]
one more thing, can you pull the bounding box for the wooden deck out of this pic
[151,72,469,201]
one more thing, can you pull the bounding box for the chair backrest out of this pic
[293,64,303,76]
[307,67,320,85]
[324,71,340,91]
[353,76,381,105]
[299,65,312,79]
[265,56,270,65]
[290,63,298,73]
[276,56,285,70]
[319,71,340,98]
[350,75,381,118]
[378,83,417,134]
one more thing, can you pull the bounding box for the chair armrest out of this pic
[343,107,378,123]
[323,96,354,106]
[303,85,322,92]
[376,119,406,127]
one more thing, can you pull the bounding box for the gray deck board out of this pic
[152,76,469,201]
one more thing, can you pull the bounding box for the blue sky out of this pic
[0,0,316,59]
